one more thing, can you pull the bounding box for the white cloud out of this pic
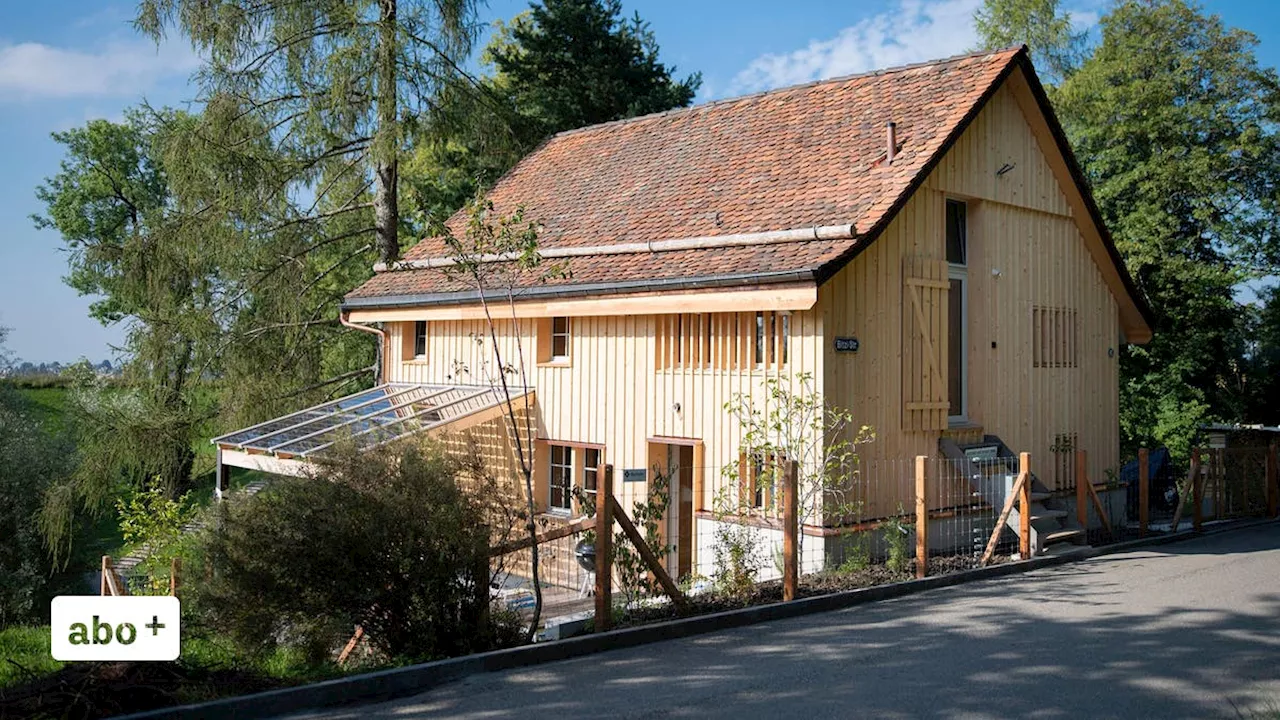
[0,38,199,101]
[726,0,983,96]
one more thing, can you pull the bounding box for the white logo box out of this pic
[50,596,181,661]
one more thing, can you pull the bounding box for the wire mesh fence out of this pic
[1191,447,1275,524]
[682,455,1015,594]
[489,445,1277,637]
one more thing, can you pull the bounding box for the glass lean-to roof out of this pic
[212,383,525,459]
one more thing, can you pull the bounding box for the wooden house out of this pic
[215,46,1152,577]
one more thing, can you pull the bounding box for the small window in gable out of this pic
[1033,306,1078,368]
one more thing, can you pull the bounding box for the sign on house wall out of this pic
[833,337,860,353]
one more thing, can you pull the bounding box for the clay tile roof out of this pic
[347,46,1026,306]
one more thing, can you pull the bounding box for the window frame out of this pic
[548,444,574,513]
[582,447,601,502]
[413,320,427,359]
[946,199,968,266]
[551,316,570,362]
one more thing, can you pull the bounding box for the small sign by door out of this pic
[834,337,860,353]
[622,468,647,483]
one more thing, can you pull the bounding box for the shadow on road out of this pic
[307,522,1280,720]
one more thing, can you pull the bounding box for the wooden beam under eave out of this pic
[346,283,818,323]
[1004,67,1152,345]
[219,448,314,477]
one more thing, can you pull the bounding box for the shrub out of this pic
[0,386,71,627]
[116,484,196,595]
[191,440,517,663]
[710,487,765,600]
[833,532,870,574]
[882,510,911,575]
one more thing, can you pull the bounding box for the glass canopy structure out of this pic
[212,383,532,485]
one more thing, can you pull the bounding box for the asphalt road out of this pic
[299,523,1280,719]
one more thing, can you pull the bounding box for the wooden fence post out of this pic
[1192,448,1205,532]
[1018,452,1032,559]
[1075,449,1088,533]
[915,456,928,579]
[595,469,614,631]
[783,461,799,601]
[100,555,110,596]
[1138,447,1150,537]
[980,464,1029,566]
[1267,442,1278,519]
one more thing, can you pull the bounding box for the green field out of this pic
[0,626,64,688]
[15,385,69,432]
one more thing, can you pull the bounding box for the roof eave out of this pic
[341,269,819,312]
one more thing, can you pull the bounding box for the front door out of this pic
[665,444,694,580]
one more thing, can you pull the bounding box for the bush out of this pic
[116,485,197,595]
[882,511,911,575]
[192,441,517,664]
[0,386,72,627]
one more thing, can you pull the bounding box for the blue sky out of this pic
[2,0,1279,363]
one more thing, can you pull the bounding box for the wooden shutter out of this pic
[902,256,950,431]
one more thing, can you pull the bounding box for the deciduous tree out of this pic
[1055,0,1280,457]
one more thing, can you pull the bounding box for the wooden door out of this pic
[666,444,694,579]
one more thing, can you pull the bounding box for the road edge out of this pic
[118,516,1278,719]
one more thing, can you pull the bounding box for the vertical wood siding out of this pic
[386,310,824,515]
[821,82,1122,511]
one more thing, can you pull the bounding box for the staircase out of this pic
[940,433,1086,557]
[114,476,271,576]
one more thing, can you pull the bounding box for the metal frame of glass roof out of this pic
[212,383,532,480]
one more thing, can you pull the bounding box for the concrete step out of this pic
[1029,509,1068,522]
[1043,528,1086,545]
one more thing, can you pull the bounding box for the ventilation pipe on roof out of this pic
[886,121,898,164]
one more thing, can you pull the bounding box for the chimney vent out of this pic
[886,121,898,164]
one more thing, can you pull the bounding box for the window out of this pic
[551,317,570,360]
[583,448,601,501]
[1033,306,1079,368]
[401,320,427,361]
[413,321,427,358]
[738,451,787,515]
[754,311,790,369]
[549,444,574,511]
[946,199,967,265]
[755,313,765,367]
[537,316,572,365]
[656,312,789,371]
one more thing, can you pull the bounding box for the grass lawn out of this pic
[0,626,64,688]
[15,386,69,432]
[0,623,369,715]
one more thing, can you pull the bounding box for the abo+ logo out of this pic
[51,596,181,661]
